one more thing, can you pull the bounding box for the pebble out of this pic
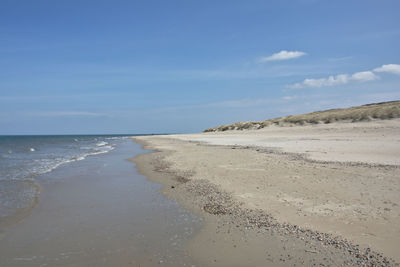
[152,153,398,267]
[182,179,398,267]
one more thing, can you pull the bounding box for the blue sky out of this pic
[1,0,399,134]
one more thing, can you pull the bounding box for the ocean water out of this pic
[0,136,202,266]
[0,135,130,220]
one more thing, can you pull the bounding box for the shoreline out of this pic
[0,180,41,229]
[0,139,202,266]
[132,120,400,266]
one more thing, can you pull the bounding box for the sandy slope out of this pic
[135,119,400,263]
[181,119,400,166]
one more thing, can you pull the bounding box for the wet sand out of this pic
[133,119,400,266]
[0,140,201,266]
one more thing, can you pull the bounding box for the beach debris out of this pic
[203,203,227,215]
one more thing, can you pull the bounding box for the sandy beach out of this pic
[133,119,400,266]
[2,1,399,265]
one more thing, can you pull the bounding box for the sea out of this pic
[0,135,202,266]
[0,135,130,220]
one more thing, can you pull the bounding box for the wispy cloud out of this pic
[27,111,107,117]
[289,71,379,89]
[359,91,400,103]
[154,98,283,112]
[374,64,400,75]
[287,64,400,89]
[327,56,353,62]
[259,50,307,62]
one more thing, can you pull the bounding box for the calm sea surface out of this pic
[0,136,202,266]
[0,135,129,219]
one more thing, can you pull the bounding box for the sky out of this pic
[1,0,399,134]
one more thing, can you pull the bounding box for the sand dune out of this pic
[205,100,400,132]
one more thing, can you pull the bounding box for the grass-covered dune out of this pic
[204,100,400,132]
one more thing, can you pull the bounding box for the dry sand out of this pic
[133,119,400,266]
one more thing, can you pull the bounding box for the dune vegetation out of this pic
[204,100,400,132]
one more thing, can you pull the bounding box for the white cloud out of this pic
[259,50,306,62]
[351,71,379,82]
[288,66,387,89]
[289,74,350,89]
[373,64,400,75]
